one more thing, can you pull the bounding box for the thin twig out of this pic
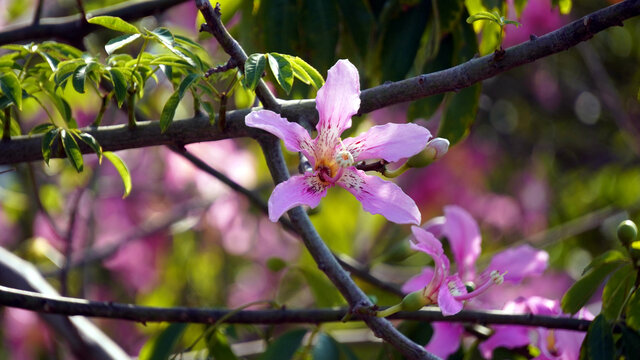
[0,285,592,331]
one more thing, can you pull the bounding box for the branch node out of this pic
[205,58,238,77]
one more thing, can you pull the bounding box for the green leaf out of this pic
[267,53,294,95]
[466,11,501,25]
[103,151,132,198]
[620,325,640,360]
[561,261,622,315]
[300,268,344,307]
[258,0,298,55]
[408,35,455,121]
[159,93,180,133]
[138,323,187,360]
[53,60,83,88]
[159,73,200,133]
[582,250,627,275]
[586,315,614,360]
[174,34,206,52]
[30,123,55,135]
[437,0,465,35]
[36,50,60,71]
[336,0,374,59]
[627,289,640,332]
[287,56,324,89]
[602,263,636,321]
[72,64,88,94]
[77,133,103,163]
[243,53,266,91]
[41,128,61,165]
[105,33,142,54]
[39,41,83,58]
[177,73,200,99]
[258,329,307,360]
[108,68,128,107]
[0,72,22,110]
[87,16,140,34]
[206,330,238,360]
[149,28,196,67]
[377,0,431,81]
[438,83,481,145]
[312,333,340,360]
[299,0,339,72]
[60,129,83,172]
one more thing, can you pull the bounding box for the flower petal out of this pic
[487,244,548,283]
[337,168,420,224]
[342,123,431,162]
[316,59,360,136]
[425,323,464,359]
[410,226,444,258]
[246,110,314,163]
[437,275,465,316]
[268,175,327,222]
[443,205,481,281]
[402,267,434,293]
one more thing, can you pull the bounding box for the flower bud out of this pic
[401,290,429,311]
[407,137,450,168]
[617,220,638,246]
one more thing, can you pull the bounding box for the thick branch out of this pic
[0,285,591,331]
[1,1,638,165]
[0,0,190,45]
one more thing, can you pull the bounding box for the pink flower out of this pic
[403,205,549,358]
[245,59,430,224]
[479,296,593,360]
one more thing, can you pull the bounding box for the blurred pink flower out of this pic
[2,308,54,360]
[403,205,549,358]
[246,60,429,224]
[504,0,568,48]
[479,296,593,360]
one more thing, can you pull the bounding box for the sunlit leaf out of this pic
[60,129,83,172]
[108,68,128,107]
[561,261,622,315]
[582,249,627,275]
[72,64,88,93]
[602,264,635,321]
[0,72,22,110]
[41,128,61,165]
[267,53,294,94]
[287,55,324,89]
[160,73,200,133]
[30,123,55,135]
[88,16,140,34]
[628,289,640,332]
[77,133,103,163]
[243,53,266,90]
[103,151,132,198]
[105,33,142,54]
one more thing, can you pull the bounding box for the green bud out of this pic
[266,257,287,272]
[401,290,428,311]
[628,243,640,265]
[617,220,638,246]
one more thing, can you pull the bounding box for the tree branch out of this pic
[0,248,130,359]
[0,284,591,331]
[0,0,190,45]
[167,145,404,297]
[1,1,638,165]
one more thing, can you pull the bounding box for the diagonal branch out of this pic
[0,284,592,331]
[167,145,404,297]
[1,1,639,165]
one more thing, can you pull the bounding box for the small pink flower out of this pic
[245,59,430,224]
[404,205,550,358]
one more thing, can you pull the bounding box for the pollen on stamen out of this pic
[490,270,506,285]
[335,150,354,168]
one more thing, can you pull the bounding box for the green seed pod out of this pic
[617,220,638,246]
[401,290,428,311]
